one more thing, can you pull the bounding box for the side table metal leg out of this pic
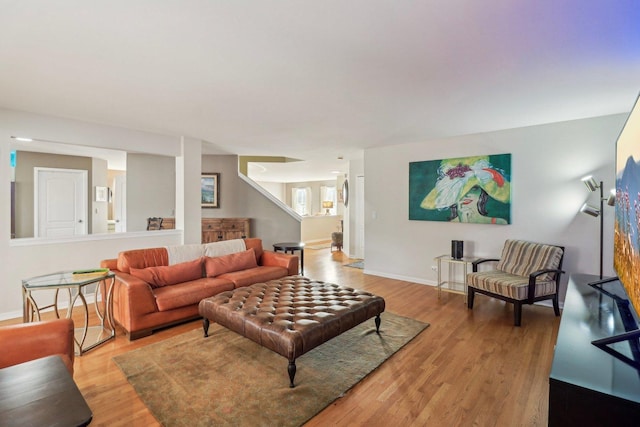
[95,280,107,328]
[104,276,116,337]
[22,287,28,322]
[68,289,89,355]
[463,262,468,304]
[300,249,304,275]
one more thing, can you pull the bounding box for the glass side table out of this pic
[22,270,116,355]
[434,254,478,299]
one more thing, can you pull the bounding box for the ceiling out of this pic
[2,1,639,182]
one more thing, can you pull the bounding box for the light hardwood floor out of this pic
[3,248,560,426]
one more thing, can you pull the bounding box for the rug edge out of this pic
[297,315,429,425]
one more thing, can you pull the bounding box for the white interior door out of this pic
[355,175,365,259]
[35,168,87,237]
[113,174,127,232]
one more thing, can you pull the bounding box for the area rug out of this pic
[113,312,428,427]
[344,260,364,269]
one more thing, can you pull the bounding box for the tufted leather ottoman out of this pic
[198,276,386,387]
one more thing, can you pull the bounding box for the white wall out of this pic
[301,216,342,243]
[364,114,625,303]
[255,181,285,202]
[126,153,176,231]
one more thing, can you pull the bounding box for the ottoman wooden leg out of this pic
[375,314,381,334]
[288,359,297,388]
[202,318,210,337]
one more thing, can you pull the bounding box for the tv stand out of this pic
[585,276,640,370]
[549,274,640,426]
[588,275,620,287]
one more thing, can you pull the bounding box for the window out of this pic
[291,187,312,215]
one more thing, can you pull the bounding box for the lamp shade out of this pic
[322,200,334,215]
[607,189,616,206]
[581,175,599,192]
[580,203,600,217]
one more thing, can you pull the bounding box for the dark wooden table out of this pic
[273,242,305,275]
[0,355,92,427]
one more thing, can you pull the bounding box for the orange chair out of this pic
[0,318,75,375]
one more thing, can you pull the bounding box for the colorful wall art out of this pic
[409,154,511,224]
[201,172,220,208]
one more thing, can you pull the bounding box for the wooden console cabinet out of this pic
[201,218,250,243]
[160,217,175,230]
[549,274,640,425]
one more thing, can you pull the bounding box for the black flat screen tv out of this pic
[593,92,640,369]
[614,92,640,318]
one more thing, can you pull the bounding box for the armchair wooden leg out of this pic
[514,302,522,326]
[467,287,475,309]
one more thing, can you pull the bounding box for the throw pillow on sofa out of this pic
[205,248,258,277]
[130,257,204,288]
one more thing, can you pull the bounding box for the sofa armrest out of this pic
[0,318,75,375]
[100,258,118,270]
[472,258,500,272]
[112,273,159,331]
[261,251,299,276]
[527,268,566,302]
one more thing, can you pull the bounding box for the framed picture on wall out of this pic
[408,153,511,224]
[201,173,220,208]
[95,186,108,202]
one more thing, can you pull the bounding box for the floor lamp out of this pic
[580,176,614,280]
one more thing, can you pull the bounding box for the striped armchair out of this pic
[466,240,565,326]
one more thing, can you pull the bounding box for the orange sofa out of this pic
[100,238,298,340]
[0,318,75,375]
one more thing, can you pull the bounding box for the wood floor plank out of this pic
[2,247,559,426]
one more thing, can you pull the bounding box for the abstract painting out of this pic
[409,154,511,224]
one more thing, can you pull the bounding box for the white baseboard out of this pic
[362,269,436,287]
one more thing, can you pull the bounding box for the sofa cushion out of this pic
[130,258,204,288]
[153,277,235,312]
[205,249,258,278]
[495,240,563,281]
[218,266,289,288]
[467,270,557,300]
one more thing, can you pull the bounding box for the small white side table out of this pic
[434,254,478,299]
